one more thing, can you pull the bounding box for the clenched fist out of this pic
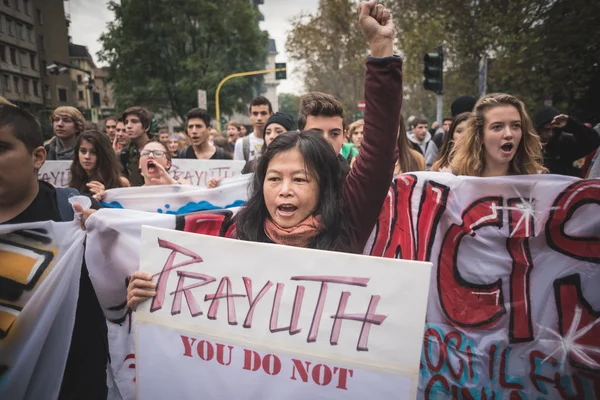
[358,1,394,58]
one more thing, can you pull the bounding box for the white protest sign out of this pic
[37,160,71,187]
[135,226,432,399]
[38,159,246,188]
[168,159,245,187]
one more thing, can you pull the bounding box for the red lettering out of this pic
[243,349,261,372]
[499,348,523,390]
[554,274,600,371]
[216,343,234,366]
[546,179,600,262]
[334,367,353,390]
[151,239,204,312]
[506,198,535,343]
[180,335,197,357]
[424,374,451,400]
[437,197,506,327]
[312,364,333,386]
[416,181,449,261]
[205,277,246,324]
[290,359,311,382]
[170,272,215,316]
[269,283,304,334]
[261,354,282,376]
[423,328,444,373]
[243,278,273,328]
[196,340,214,361]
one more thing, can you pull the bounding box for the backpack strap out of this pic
[242,135,251,162]
[55,187,80,222]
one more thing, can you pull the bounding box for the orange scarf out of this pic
[264,215,324,248]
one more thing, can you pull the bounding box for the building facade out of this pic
[0,0,43,112]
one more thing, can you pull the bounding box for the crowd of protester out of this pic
[1,1,599,398]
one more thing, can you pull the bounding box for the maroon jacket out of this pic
[343,56,403,253]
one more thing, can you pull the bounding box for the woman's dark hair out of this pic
[432,112,470,171]
[69,130,125,193]
[235,130,352,252]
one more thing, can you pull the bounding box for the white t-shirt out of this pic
[233,133,264,162]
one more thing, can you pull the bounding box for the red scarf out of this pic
[264,215,324,248]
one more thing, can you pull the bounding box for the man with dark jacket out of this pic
[533,106,600,176]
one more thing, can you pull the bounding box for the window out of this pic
[32,79,38,96]
[17,23,23,39]
[36,8,42,25]
[13,0,19,11]
[29,53,35,69]
[0,15,3,32]
[44,84,50,100]
[10,47,16,65]
[42,60,47,75]
[13,76,19,93]
[20,51,27,67]
[58,88,67,102]
[0,45,5,63]
[3,0,9,6]
[38,35,44,50]
[77,74,82,84]
[4,75,10,92]
[23,0,29,15]
[7,18,13,36]
[78,90,84,101]
[27,26,32,42]
[23,78,29,95]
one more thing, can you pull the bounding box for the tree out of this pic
[98,0,268,123]
[286,0,369,120]
[278,93,301,119]
[391,0,600,123]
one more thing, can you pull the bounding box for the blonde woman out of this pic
[452,93,546,177]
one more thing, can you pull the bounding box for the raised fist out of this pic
[358,1,394,57]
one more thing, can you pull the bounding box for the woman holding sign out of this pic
[69,129,130,200]
[452,93,546,177]
[125,0,402,308]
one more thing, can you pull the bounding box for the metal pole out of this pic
[436,94,443,126]
[215,66,286,131]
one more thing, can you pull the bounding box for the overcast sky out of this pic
[68,0,319,94]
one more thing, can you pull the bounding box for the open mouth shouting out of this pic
[276,203,298,218]
[147,160,158,173]
[500,142,514,155]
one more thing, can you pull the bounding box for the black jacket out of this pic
[543,118,600,176]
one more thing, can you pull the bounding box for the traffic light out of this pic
[423,46,443,94]
[275,63,287,80]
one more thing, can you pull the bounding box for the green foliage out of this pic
[391,0,600,123]
[286,0,368,118]
[98,0,268,122]
[278,93,301,119]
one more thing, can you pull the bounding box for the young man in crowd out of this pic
[0,105,107,399]
[297,92,352,175]
[234,96,273,162]
[45,106,85,160]
[226,120,242,151]
[408,118,432,155]
[178,108,231,159]
[158,127,170,146]
[534,105,600,176]
[104,116,118,143]
[120,106,153,186]
[115,118,130,151]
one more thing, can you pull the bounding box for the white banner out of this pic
[0,221,85,400]
[83,173,600,400]
[38,159,246,188]
[135,227,432,399]
[366,173,600,399]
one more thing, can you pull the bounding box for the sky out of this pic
[68,0,320,94]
